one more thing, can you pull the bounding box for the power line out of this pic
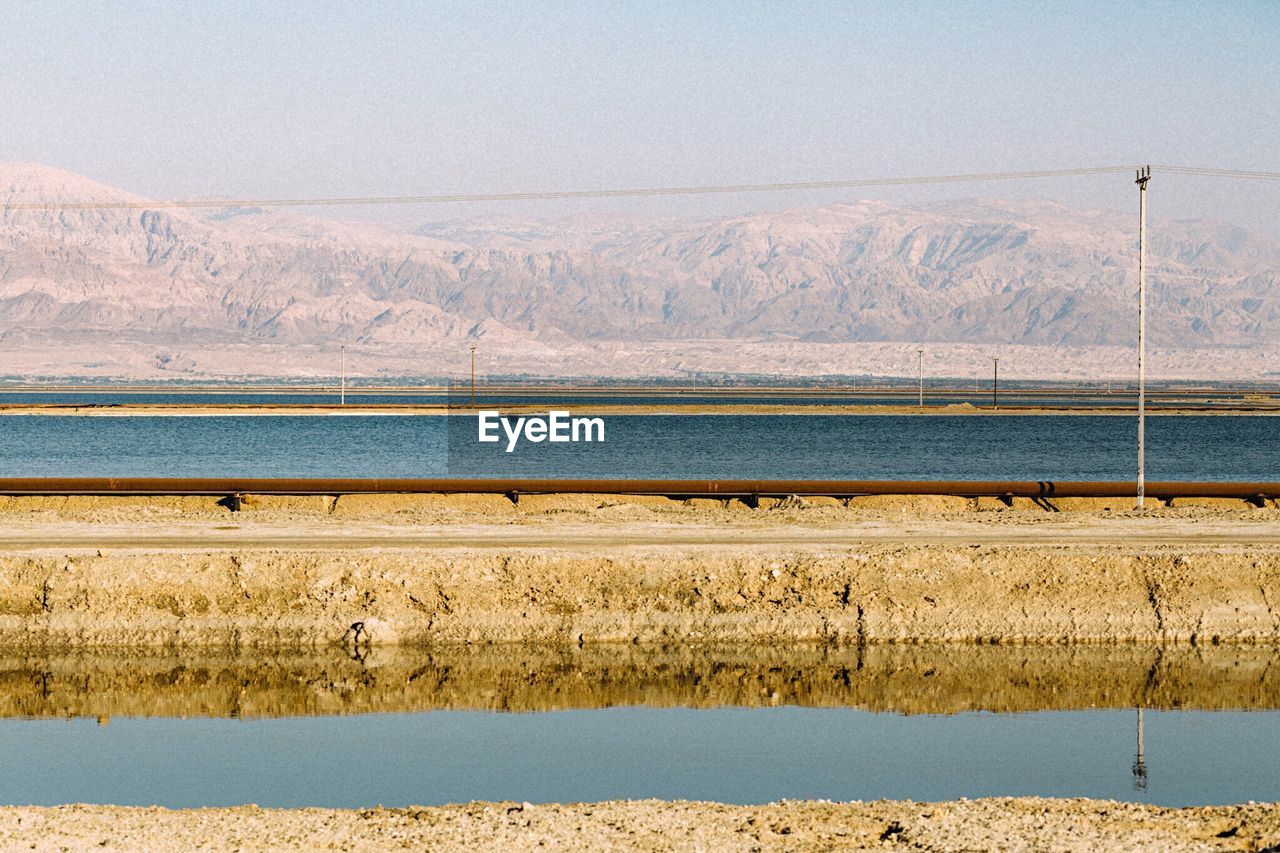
[0,166,1136,211]
[1152,165,1280,180]
[1,164,1276,211]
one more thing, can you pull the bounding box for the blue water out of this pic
[0,414,1276,480]
[0,708,1271,808]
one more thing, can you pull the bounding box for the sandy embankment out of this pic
[1,495,1279,648]
[4,543,1280,647]
[1,799,1277,851]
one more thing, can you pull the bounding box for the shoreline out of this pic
[2,506,1279,648]
[3,402,1280,416]
[1,798,1275,851]
[7,542,1278,647]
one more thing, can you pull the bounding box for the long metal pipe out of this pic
[0,478,1275,499]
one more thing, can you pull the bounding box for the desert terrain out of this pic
[0,495,1277,850]
[1,494,1279,648]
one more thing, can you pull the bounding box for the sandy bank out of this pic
[2,798,1276,851]
[2,507,1278,648]
[1,491,1277,524]
[2,532,1280,647]
[2,644,1276,719]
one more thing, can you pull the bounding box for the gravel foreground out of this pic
[1,799,1277,852]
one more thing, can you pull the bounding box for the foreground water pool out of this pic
[1,707,1275,809]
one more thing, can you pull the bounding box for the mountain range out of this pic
[2,162,1278,379]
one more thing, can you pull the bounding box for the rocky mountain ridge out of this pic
[2,162,1278,378]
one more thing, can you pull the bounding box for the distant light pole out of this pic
[469,344,477,406]
[1136,165,1151,508]
[340,345,346,406]
[991,357,999,410]
[917,349,924,408]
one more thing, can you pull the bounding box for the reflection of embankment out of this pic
[2,644,1277,719]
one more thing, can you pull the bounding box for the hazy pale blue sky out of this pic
[1,0,1277,228]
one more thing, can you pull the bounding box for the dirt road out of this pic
[2,509,1280,552]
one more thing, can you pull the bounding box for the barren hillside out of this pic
[2,162,1278,380]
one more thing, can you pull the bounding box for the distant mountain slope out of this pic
[2,162,1279,359]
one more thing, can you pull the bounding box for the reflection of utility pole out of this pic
[917,349,924,408]
[1132,707,1148,791]
[340,345,346,407]
[992,357,999,410]
[1135,166,1151,508]
[469,344,477,406]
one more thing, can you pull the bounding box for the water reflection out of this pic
[1,643,1277,720]
[1132,707,1149,791]
[0,645,1277,807]
[0,706,1274,808]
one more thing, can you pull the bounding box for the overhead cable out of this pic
[2,164,1276,211]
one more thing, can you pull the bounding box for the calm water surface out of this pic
[0,708,1274,809]
[0,414,1276,479]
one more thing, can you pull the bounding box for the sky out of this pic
[1,0,1277,230]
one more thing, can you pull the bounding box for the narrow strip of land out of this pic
[0,798,1275,851]
[6,521,1280,551]
[2,508,1278,648]
[3,402,1278,415]
[0,510,1278,551]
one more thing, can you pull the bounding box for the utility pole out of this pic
[1136,166,1151,508]
[340,345,346,407]
[469,344,477,407]
[917,349,924,408]
[992,357,999,410]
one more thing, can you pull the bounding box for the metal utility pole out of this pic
[917,349,924,408]
[340,345,346,407]
[469,344,477,407]
[1136,166,1151,508]
[992,357,999,409]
